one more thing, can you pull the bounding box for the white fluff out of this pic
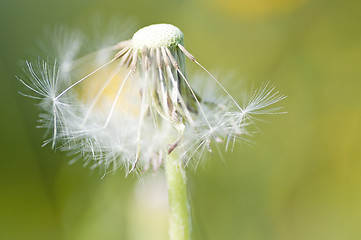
[19,23,285,175]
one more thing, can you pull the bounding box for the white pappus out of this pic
[19,23,285,175]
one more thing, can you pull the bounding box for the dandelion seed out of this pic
[19,23,285,174]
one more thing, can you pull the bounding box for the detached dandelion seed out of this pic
[19,23,285,240]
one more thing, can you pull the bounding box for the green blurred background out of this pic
[1,0,361,239]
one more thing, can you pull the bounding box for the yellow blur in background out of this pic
[0,0,361,239]
[204,0,308,20]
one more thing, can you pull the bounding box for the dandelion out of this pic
[19,23,285,240]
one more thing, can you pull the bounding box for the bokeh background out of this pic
[1,0,361,239]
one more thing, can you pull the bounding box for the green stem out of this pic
[165,153,191,240]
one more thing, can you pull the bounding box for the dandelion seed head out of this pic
[20,21,285,175]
